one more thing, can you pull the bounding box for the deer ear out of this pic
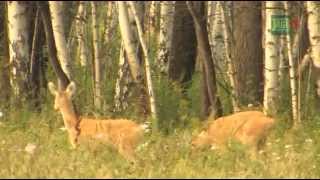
[66,81,76,98]
[48,82,57,95]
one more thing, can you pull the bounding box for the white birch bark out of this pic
[129,1,158,120]
[263,1,282,115]
[211,2,226,72]
[220,2,240,112]
[91,1,102,110]
[7,1,30,96]
[157,1,175,74]
[284,1,299,124]
[75,1,88,67]
[307,2,320,68]
[117,1,142,82]
[49,1,73,88]
[114,43,132,112]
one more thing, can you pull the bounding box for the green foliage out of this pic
[0,110,320,178]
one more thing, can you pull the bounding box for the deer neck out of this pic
[59,103,79,130]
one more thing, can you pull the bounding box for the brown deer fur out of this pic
[191,111,275,152]
[48,81,147,162]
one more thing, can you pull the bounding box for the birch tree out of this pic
[210,2,226,72]
[220,2,240,112]
[263,1,282,115]
[284,1,299,125]
[117,1,142,82]
[49,1,73,89]
[157,1,175,74]
[129,1,158,121]
[115,2,148,115]
[91,1,102,110]
[7,1,30,98]
[306,2,320,98]
[75,1,88,67]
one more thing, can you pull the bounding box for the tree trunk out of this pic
[232,1,264,106]
[129,1,158,121]
[157,1,175,75]
[187,1,223,119]
[75,1,88,67]
[210,2,226,73]
[306,2,320,99]
[38,2,70,90]
[168,1,196,88]
[49,1,73,89]
[114,43,133,112]
[91,1,102,110]
[117,1,143,83]
[7,1,30,101]
[263,1,282,116]
[220,2,240,112]
[284,1,299,126]
[0,2,10,107]
[116,2,148,116]
[29,8,44,110]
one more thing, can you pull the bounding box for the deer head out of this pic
[48,81,76,111]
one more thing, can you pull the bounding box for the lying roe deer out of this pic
[191,111,275,153]
[48,81,149,162]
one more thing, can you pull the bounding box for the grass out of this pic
[0,106,319,178]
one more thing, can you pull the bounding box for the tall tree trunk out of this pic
[187,1,223,119]
[233,1,264,106]
[117,1,143,83]
[38,2,70,90]
[263,1,282,116]
[220,2,240,112]
[157,1,175,75]
[91,1,102,110]
[168,1,196,88]
[0,2,10,107]
[114,43,133,112]
[284,1,299,126]
[49,1,73,89]
[148,1,160,37]
[7,1,30,101]
[306,2,320,99]
[129,1,158,121]
[210,2,226,73]
[116,2,148,116]
[75,1,88,67]
[29,8,44,110]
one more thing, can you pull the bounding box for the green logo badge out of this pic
[271,15,290,35]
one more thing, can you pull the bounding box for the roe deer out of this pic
[191,111,275,153]
[48,81,149,162]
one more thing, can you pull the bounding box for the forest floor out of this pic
[0,108,319,178]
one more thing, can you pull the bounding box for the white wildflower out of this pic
[59,127,67,131]
[276,156,281,160]
[25,143,37,155]
[0,111,3,118]
[210,145,217,150]
[247,104,253,108]
[285,144,292,149]
[305,138,313,143]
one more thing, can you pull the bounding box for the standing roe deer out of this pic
[191,111,275,153]
[48,81,149,162]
